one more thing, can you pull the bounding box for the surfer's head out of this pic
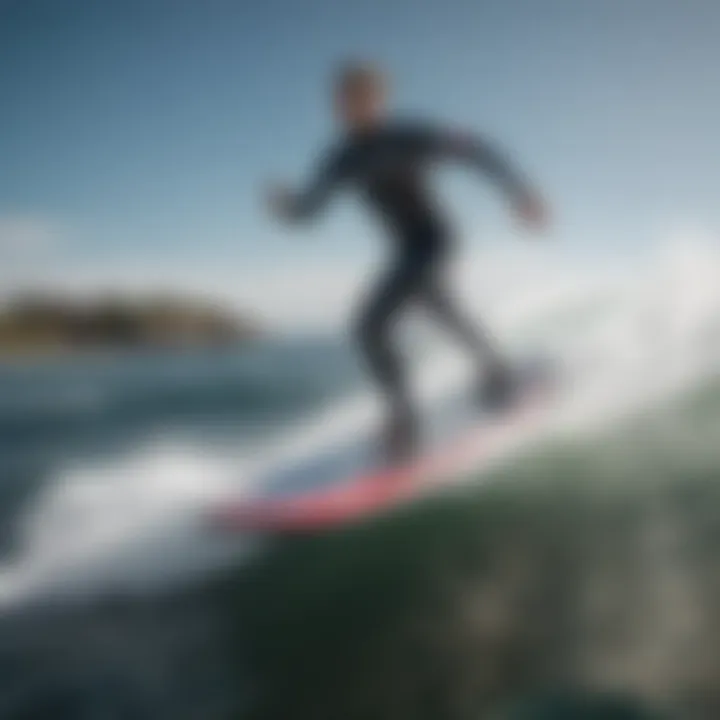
[334,62,387,131]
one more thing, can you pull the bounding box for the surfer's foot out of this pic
[477,361,516,412]
[381,411,419,464]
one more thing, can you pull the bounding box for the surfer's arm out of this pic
[408,123,546,229]
[432,127,535,205]
[447,129,548,229]
[269,146,348,223]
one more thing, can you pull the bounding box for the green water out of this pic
[221,378,720,720]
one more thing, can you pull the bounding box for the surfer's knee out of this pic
[354,307,395,358]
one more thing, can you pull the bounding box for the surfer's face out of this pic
[335,76,385,131]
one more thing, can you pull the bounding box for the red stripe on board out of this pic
[210,387,550,533]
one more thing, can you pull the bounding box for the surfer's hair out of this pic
[335,61,386,96]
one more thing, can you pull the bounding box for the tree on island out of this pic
[0,293,260,355]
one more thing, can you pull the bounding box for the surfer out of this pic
[267,62,549,461]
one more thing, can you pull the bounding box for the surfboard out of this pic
[209,358,557,534]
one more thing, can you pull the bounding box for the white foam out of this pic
[0,440,254,606]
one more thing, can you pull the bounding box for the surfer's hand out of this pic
[266,185,298,221]
[515,193,549,233]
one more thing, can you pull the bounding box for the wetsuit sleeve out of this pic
[423,126,534,204]
[287,146,349,221]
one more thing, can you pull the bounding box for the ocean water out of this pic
[0,241,719,719]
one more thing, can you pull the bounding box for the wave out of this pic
[1,236,718,607]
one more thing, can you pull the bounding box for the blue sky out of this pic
[1,0,719,322]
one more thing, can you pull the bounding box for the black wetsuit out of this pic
[288,120,533,451]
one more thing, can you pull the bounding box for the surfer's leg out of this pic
[421,275,499,362]
[420,271,515,410]
[419,267,501,366]
[354,264,421,460]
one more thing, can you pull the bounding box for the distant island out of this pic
[0,293,261,357]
